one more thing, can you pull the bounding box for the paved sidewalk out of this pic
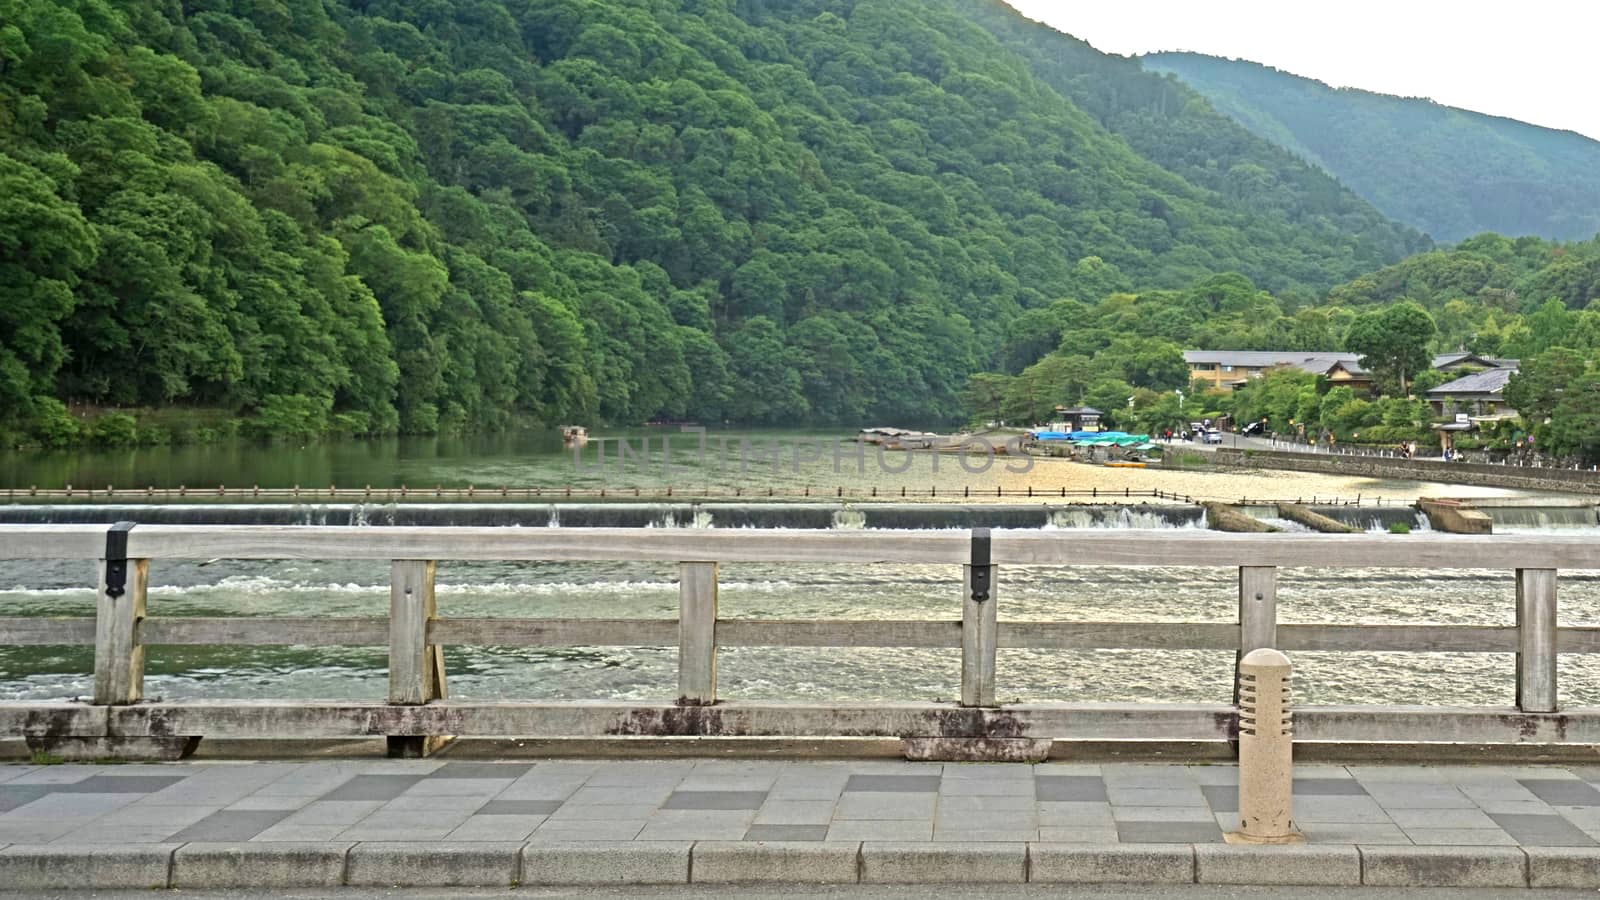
[5,758,1600,888]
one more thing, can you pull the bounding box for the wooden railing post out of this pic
[93,557,148,705]
[388,559,447,757]
[961,529,997,707]
[678,562,718,704]
[1235,566,1277,704]
[1516,568,1558,712]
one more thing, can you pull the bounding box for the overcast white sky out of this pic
[1003,1,1600,141]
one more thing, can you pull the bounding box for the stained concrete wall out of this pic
[1211,449,1600,495]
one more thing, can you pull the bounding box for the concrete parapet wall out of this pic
[1211,449,1600,495]
[1418,498,1494,535]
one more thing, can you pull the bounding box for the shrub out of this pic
[86,413,139,448]
[1388,521,1411,534]
[248,394,332,440]
[27,396,80,448]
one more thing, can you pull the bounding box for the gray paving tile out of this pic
[934,811,1037,830]
[52,775,187,794]
[1474,799,1554,815]
[1295,778,1368,796]
[1037,827,1119,842]
[1300,823,1412,844]
[277,800,384,826]
[1108,787,1207,807]
[249,824,349,842]
[1102,765,1193,783]
[426,762,534,779]
[1116,821,1223,843]
[745,824,829,841]
[1037,802,1115,826]
[399,778,511,797]
[1112,806,1217,823]
[319,774,425,802]
[1522,779,1600,806]
[0,792,141,819]
[1185,768,1239,786]
[1388,808,1498,829]
[1490,812,1598,847]
[1036,776,1106,802]
[566,786,674,805]
[4,769,98,785]
[661,790,766,811]
[447,815,546,841]
[1403,828,1519,846]
[167,809,295,842]
[548,803,659,821]
[936,795,1033,812]
[1200,785,1236,813]
[478,799,562,816]
[1362,784,1473,808]
[844,775,939,793]
[0,785,50,813]
[224,795,311,811]
[529,820,647,842]
[753,800,836,825]
[1292,796,1394,824]
[834,793,935,820]
[825,820,933,841]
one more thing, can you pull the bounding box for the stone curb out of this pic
[1358,844,1528,888]
[0,843,178,890]
[1030,843,1194,884]
[345,841,522,887]
[522,841,690,884]
[173,841,353,888]
[0,841,1585,889]
[860,842,1025,883]
[692,840,860,883]
[1195,844,1360,885]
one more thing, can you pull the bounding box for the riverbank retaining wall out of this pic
[1210,449,1600,495]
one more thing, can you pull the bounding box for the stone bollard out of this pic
[1229,647,1303,844]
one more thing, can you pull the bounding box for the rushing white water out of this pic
[4,537,1599,709]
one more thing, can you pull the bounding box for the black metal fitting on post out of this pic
[970,527,992,604]
[103,521,136,599]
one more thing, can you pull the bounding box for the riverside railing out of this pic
[1,524,1598,758]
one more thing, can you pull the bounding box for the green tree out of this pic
[1343,301,1437,394]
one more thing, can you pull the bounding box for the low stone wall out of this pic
[1211,449,1600,495]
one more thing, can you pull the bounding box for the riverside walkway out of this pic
[4,758,1600,889]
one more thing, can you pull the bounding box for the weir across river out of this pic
[3,524,1600,760]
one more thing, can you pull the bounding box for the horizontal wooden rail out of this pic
[0,618,1559,655]
[6,524,1600,569]
[4,524,1600,757]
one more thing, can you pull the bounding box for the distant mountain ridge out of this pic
[1142,52,1600,243]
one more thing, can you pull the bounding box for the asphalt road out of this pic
[16,887,1599,900]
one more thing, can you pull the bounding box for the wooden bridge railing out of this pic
[1,524,1599,757]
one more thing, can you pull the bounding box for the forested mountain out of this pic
[2,0,1428,447]
[1144,52,1600,243]
[963,4,1425,287]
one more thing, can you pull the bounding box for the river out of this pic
[3,428,1598,710]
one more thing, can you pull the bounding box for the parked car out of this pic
[1202,429,1224,444]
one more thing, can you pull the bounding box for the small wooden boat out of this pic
[1104,461,1147,468]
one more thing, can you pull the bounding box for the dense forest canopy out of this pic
[2,0,1442,448]
[1144,52,1600,244]
[972,233,1600,462]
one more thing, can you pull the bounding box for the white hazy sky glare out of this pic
[1002,1,1600,141]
